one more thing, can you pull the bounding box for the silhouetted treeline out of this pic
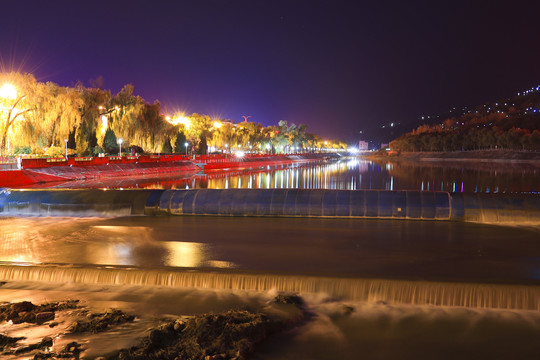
[390,87,540,151]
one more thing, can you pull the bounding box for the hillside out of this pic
[389,85,540,152]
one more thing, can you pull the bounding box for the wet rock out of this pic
[69,309,135,334]
[17,311,37,323]
[1,336,53,356]
[173,319,186,331]
[343,305,355,315]
[0,333,25,348]
[34,341,83,360]
[0,300,79,325]
[112,306,307,360]
[273,293,304,307]
[17,336,53,353]
[12,301,36,313]
[36,311,55,324]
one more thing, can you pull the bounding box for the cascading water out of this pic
[1,265,539,311]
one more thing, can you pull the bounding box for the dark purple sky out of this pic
[2,1,540,143]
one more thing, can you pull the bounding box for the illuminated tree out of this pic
[0,72,39,153]
[76,84,111,154]
[31,83,82,149]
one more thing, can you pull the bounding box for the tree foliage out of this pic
[1,72,346,155]
[390,95,540,152]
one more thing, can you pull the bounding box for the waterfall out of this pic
[0,265,538,311]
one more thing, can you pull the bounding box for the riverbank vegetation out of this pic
[0,72,346,157]
[390,86,540,152]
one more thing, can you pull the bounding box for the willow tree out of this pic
[76,84,111,154]
[109,85,173,153]
[236,121,263,149]
[136,101,174,153]
[29,83,83,148]
[182,113,213,153]
[0,72,38,153]
[211,121,236,150]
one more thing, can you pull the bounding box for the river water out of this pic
[31,157,540,193]
[2,158,540,359]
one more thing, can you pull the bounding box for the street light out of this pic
[64,139,68,160]
[184,142,188,156]
[118,138,123,157]
[0,83,17,100]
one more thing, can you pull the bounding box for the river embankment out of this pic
[0,153,327,188]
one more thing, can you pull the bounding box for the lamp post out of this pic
[64,139,68,160]
[184,142,188,156]
[118,138,123,157]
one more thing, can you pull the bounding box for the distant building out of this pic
[380,143,389,149]
[358,140,369,150]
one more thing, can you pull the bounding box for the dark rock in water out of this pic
[273,293,305,307]
[343,305,355,315]
[0,333,25,347]
[113,306,306,360]
[17,311,37,323]
[0,335,53,356]
[36,311,55,324]
[0,300,78,324]
[34,341,83,360]
[12,301,36,313]
[69,309,135,334]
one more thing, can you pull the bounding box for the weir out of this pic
[0,264,538,311]
[1,188,539,225]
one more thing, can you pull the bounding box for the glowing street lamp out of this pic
[184,142,188,156]
[0,83,17,100]
[117,138,123,156]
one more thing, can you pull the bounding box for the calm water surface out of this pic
[1,216,539,284]
[34,158,540,193]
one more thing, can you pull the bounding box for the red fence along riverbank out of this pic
[0,153,327,187]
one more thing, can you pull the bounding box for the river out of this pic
[1,158,540,359]
[26,157,540,193]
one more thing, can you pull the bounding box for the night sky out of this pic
[2,1,540,143]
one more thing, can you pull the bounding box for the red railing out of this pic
[16,153,315,169]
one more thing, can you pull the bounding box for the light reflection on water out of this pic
[31,158,540,193]
[0,220,234,269]
[188,159,538,193]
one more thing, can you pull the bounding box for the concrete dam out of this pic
[1,188,539,226]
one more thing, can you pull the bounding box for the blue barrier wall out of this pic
[1,188,539,225]
[149,189,451,220]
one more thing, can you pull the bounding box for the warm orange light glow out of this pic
[167,115,191,129]
[0,83,17,100]
[100,115,108,136]
[213,121,222,128]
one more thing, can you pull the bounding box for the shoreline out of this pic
[363,149,540,166]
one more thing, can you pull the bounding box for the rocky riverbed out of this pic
[0,294,307,360]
